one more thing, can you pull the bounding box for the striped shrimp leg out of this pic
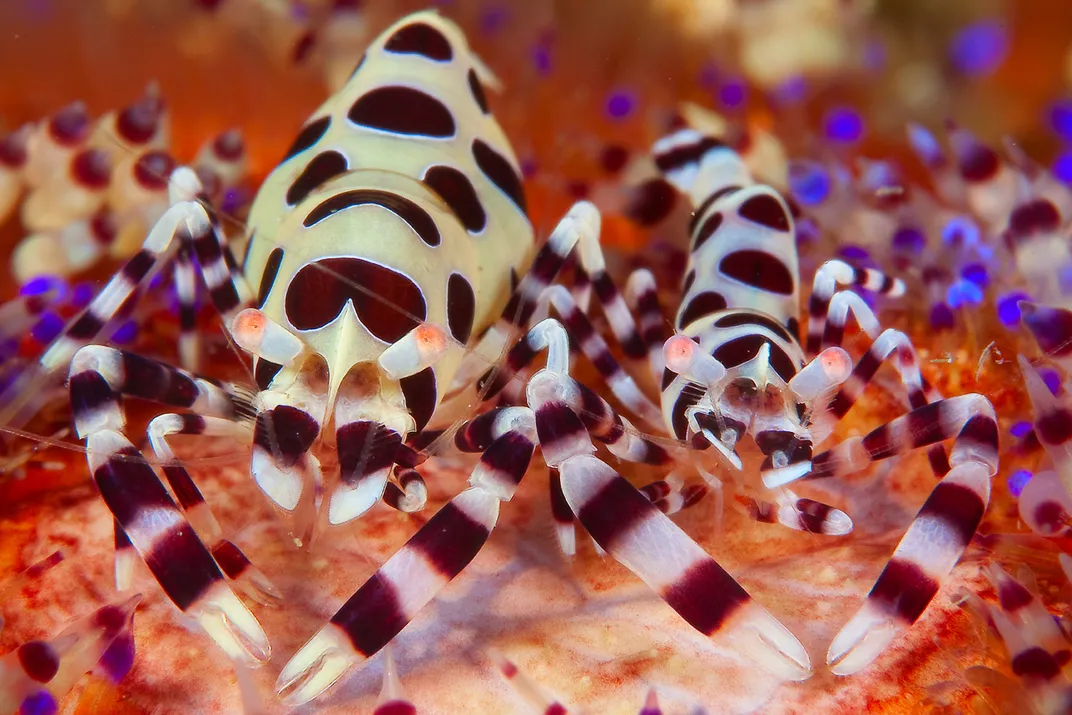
[275,486,505,706]
[480,364,675,555]
[801,270,952,481]
[277,318,629,705]
[537,285,663,425]
[0,595,140,715]
[172,242,202,371]
[798,329,949,483]
[821,398,999,675]
[640,474,709,517]
[558,455,811,681]
[625,268,671,378]
[473,202,602,398]
[475,282,663,429]
[87,431,270,666]
[558,200,673,385]
[805,259,905,356]
[276,403,539,706]
[147,413,280,604]
[472,201,666,416]
[67,345,269,665]
[38,169,203,371]
[807,394,997,482]
[737,491,853,536]
[0,167,251,422]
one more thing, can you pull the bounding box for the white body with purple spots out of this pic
[237,10,535,524]
[243,9,533,438]
[616,126,1001,678]
[656,133,813,483]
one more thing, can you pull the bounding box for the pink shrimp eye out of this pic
[233,309,267,342]
[415,323,446,351]
[820,348,852,378]
[664,335,695,372]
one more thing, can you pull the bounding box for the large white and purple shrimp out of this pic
[466,126,1002,679]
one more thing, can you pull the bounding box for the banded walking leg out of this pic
[640,472,709,516]
[805,259,905,356]
[172,244,201,372]
[458,368,672,556]
[68,345,269,665]
[275,410,536,705]
[512,323,810,682]
[807,394,996,481]
[624,267,671,379]
[804,331,931,446]
[276,318,643,705]
[481,286,663,427]
[570,258,592,313]
[819,396,999,675]
[539,202,675,401]
[738,488,853,536]
[0,167,253,425]
[445,201,597,405]
[479,201,657,410]
[147,413,280,604]
[801,285,953,482]
[985,563,1070,674]
[557,454,812,681]
[490,317,689,549]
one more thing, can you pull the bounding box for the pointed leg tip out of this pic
[739,608,813,681]
[276,627,357,707]
[825,610,898,676]
[198,591,271,667]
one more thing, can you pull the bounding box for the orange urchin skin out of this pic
[1,1,1069,714]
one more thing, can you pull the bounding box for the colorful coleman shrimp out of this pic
[468,125,1001,680]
